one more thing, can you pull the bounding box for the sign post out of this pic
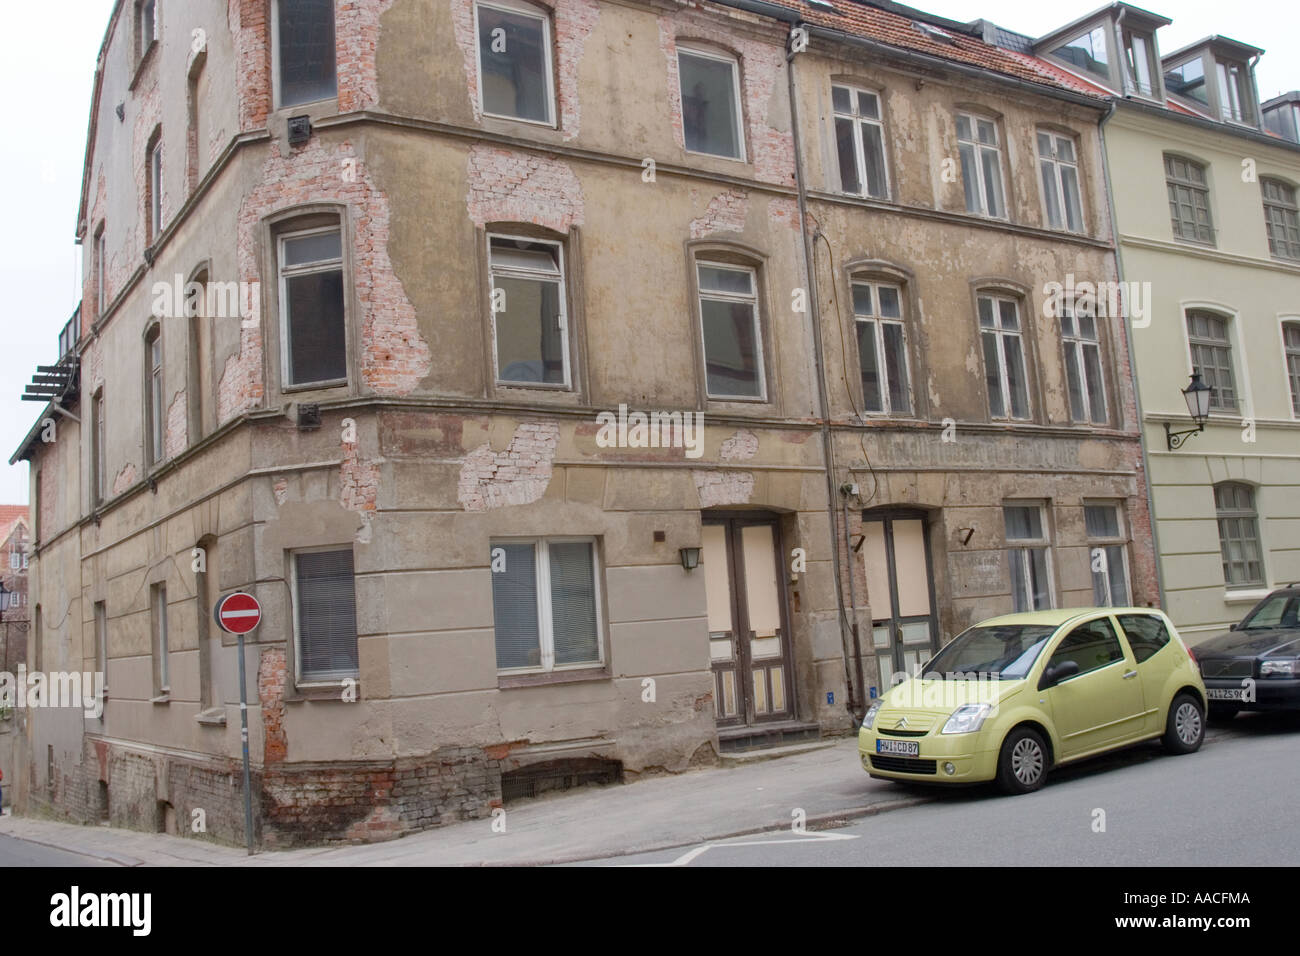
[214,591,262,856]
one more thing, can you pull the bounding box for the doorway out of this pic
[861,509,940,691]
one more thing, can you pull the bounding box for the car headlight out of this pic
[942,703,992,735]
[861,700,884,730]
[1260,659,1299,678]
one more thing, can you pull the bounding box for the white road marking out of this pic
[626,829,859,866]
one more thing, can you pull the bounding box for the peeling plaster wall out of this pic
[466,145,586,232]
[458,422,560,511]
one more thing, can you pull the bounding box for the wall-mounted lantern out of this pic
[1165,373,1212,450]
[679,547,702,572]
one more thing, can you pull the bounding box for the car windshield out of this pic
[922,624,1058,680]
[1241,594,1299,630]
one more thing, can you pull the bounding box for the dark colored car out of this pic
[1195,586,1300,717]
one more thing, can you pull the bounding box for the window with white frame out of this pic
[146,325,164,466]
[147,136,163,241]
[956,113,1005,218]
[1214,483,1264,588]
[1186,310,1237,411]
[151,583,169,695]
[1085,503,1131,607]
[279,225,347,387]
[94,600,108,696]
[1262,178,1300,261]
[1060,300,1107,424]
[1284,321,1300,416]
[697,262,764,400]
[274,0,337,108]
[1047,25,1109,82]
[475,0,555,125]
[490,538,602,672]
[92,389,106,505]
[94,225,107,317]
[1217,59,1251,124]
[488,235,569,386]
[293,548,359,682]
[1165,155,1214,244]
[137,0,157,60]
[1123,30,1157,97]
[1005,504,1054,612]
[1037,130,1083,232]
[978,293,1030,420]
[678,47,744,160]
[832,85,888,199]
[851,280,910,415]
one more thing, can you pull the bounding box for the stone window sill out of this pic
[150,693,171,705]
[285,679,357,703]
[1224,588,1270,605]
[498,666,609,689]
[195,707,227,726]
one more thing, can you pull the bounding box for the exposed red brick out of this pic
[258,646,288,764]
[458,422,560,511]
[690,189,748,238]
[164,389,187,459]
[111,463,136,496]
[466,145,585,233]
[228,0,270,131]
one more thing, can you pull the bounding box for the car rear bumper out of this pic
[1203,677,1300,710]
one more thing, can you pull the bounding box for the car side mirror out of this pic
[1228,622,1239,631]
[1038,660,1080,690]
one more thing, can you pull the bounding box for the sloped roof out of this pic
[0,506,29,544]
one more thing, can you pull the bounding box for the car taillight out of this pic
[1186,646,1197,665]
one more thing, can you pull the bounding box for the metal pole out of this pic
[237,633,254,855]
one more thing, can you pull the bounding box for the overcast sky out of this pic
[0,0,1295,506]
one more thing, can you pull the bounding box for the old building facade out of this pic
[12,0,1157,846]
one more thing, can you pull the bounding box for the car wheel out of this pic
[996,727,1048,795]
[1164,693,1205,754]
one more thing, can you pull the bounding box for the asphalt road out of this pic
[593,712,1300,866]
[0,830,115,867]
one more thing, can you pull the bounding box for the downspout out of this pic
[1112,6,1129,96]
[1100,99,1168,610]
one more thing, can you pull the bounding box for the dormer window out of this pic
[1049,26,1109,83]
[1163,39,1262,126]
[1123,30,1157,97]
[1217,60,1250,124]
[1164,56,1208,106]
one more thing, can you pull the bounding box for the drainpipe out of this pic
[1100,99,1168,610]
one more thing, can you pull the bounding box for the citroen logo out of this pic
[895,717,908,729]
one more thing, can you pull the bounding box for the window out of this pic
[292,549,359,682]
[1123,31,1157,97]
[147,136,163,241]
[488,235,569,386]
[1165,155,1214,244]
[1049,26,1109,81]
[274,0,337,107]
[137,0,157,58]
[1046,618,1123,680]
[92,389,106,505]
[1284,322,1300,415]
[1217,60,1251,124]
[1060,301,1106,423]
[94,225,107,318]
[1037,131,1083,232]
[475,0,554,125]
[151,583,169,695]
[490,538,602,672]
[145,325,164,466]
[278,226,347,387]
[678,47,744,160]
[1262,179,1300,260]
[956,113,1005,218]
[1116,613,1170,664]
[94,601,108,695]
[1214,483,1264,588]
[1186,311,1237,410]
[851,280,910,415]
[697,262,764,399]
[1085,504,1130,607]
[1005,504,1053,612]
[832,85,888,199]
[1164,57,1208,105]
[978,294,1030,420]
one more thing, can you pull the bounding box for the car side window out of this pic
[1117,613,1171,663]
[1047,617,1124,679]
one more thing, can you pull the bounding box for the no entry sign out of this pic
[214,592,262,634]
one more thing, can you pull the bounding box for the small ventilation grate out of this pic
[500,757,622,803]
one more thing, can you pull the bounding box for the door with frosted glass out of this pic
[702,515,794,726]
[861,511,939,689]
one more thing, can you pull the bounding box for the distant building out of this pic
[0,506,29,674]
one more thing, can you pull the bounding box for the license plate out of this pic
[1207,688,1248,701]
[876,739,920,757]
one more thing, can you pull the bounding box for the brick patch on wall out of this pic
[458,421,560,511]
[690,189,749,238]
[694,469,755,507]
[111,463,137,497]
[164,389,188,459]
[466,145,586,233]
[258,646,288,765]
[719,428,758,460]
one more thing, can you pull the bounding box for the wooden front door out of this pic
[702,513,795,727]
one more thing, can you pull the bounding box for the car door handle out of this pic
[1122,670,1138,679]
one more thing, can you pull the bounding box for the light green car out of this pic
[858,608,1207,794]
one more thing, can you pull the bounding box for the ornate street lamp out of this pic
[1165,372,1213,450]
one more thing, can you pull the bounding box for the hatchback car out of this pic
[858,608,1207,794]
[1196,585,1300,717]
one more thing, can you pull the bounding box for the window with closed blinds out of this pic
[490,538,602,672]
[295,549,359,681]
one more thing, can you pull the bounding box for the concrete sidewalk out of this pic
[0,736,925,866]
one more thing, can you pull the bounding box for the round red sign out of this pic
[214,592,262,634]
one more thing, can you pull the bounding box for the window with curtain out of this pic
[491,538,601,672]
[832,85,888,199]
[851,280,910,415]
[957,113,1006,218]
[1085,503,1130,607]
[1061,300,1107,424]
[978,293,1030,420]
[1037,130,1083,232]
[1005,504,1053,612]
[294,549,359,681]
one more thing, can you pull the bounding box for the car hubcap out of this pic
[1012,738,1043,785]
[1176,702,1202,745]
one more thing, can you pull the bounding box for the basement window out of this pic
[274,0,338,108]
[490,538,603,673]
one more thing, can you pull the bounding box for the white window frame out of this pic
[487,232,571,389]
[956,111,1006,219]
[978,293,1031,421]
[94,226,107,316]
[1036,130,1084,233]
[491,536,605,675]
[152,583,169,695]
[850,279,911,416]
[1084,501,1131,608]
[93,389,106,504]
[473,0,557,128]
[148,139,163,239]
[1004,502,1055,612]
[1281,318,1300,419]
[290,545,360,685]
[146,325,164,465]
[1060,299,1108,424]
[277,224,348,390]
[831,84,890,199]
[697,261,766,401]
[270,0,339,110]
[138,0,157,57]
[1123,30,1157,99]
[676,44,746,162]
